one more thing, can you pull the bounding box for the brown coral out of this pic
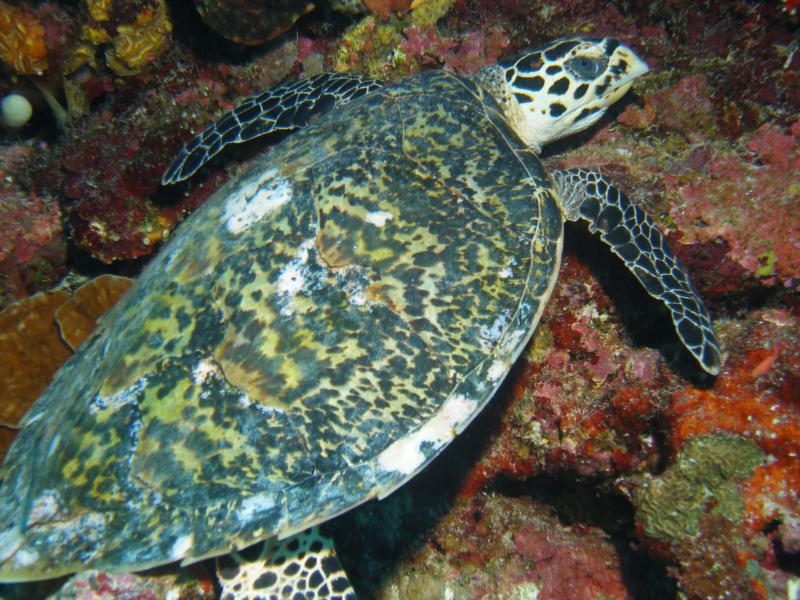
[55,274,133,350]
[0,289,71,461]
[362,0,411,20]
[0,275,132,460]
[0,1,48,75]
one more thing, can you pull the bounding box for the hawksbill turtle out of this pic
[0,36,720,598]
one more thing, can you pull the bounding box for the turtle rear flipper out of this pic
[552,168,721,375]
[162,73,384,185]
[217,526,356,600]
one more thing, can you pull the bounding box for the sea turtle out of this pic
[0,36,720,598]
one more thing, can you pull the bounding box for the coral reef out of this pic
[70,0,173,76]
[615,309,800,598]
[334,490,639,599]
[0,0,797,596]
[0,288,71,462]
[328,0,457,77]
[633,434,763,542]
[617,77,800,289]
[54,273,133,349]
[105,0,172,76]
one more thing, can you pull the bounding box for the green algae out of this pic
[756,250,777,278]
[634,434,763,542]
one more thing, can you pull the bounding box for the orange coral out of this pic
[0,1,48,75]
[106,0,172,76]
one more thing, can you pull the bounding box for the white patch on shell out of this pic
[89,377,147,414]
[0,527,23,562]
[349,290,367,306]
[277,265,305,296]
[276,238,315,316]
[240,392,286,418]
[487,359,510,382]
[377,394,478,475]
[479,310,512,352]
[237,492,277,523]
[13,548,38,568]
[170,534,194,560]
[28,490,61,525]
[191,358,218,385]
[223,167,292,234]
[365,210,393,227]
[498,257,516,279]
[499,328,528,356]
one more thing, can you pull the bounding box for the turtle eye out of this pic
[565,56,608,80]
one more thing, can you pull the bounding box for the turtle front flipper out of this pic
[216,527,356,600]
[552,168,721,375]
[162,73,384,185]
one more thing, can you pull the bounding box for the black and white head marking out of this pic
[473,37,648,151]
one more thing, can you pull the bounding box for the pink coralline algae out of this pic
[0,185,61,266]
[586,73,800,291]
[399,26,509,75]
[667,123,800,288]
[56,565,215,599]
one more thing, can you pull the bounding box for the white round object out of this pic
[1,93,33,128]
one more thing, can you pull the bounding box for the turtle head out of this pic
[474,37,648,151]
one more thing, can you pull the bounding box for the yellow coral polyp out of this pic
[0,1,48,75]
[106,0,172,76]
[86,0,112,22]
[81,24,112,45]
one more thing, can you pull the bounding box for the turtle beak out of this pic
[602,47,649,105]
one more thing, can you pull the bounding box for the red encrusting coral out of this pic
[458,255,671,498]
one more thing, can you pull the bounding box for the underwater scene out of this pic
[0,0,798,598]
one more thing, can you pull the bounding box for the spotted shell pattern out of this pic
[0,71,563,579]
